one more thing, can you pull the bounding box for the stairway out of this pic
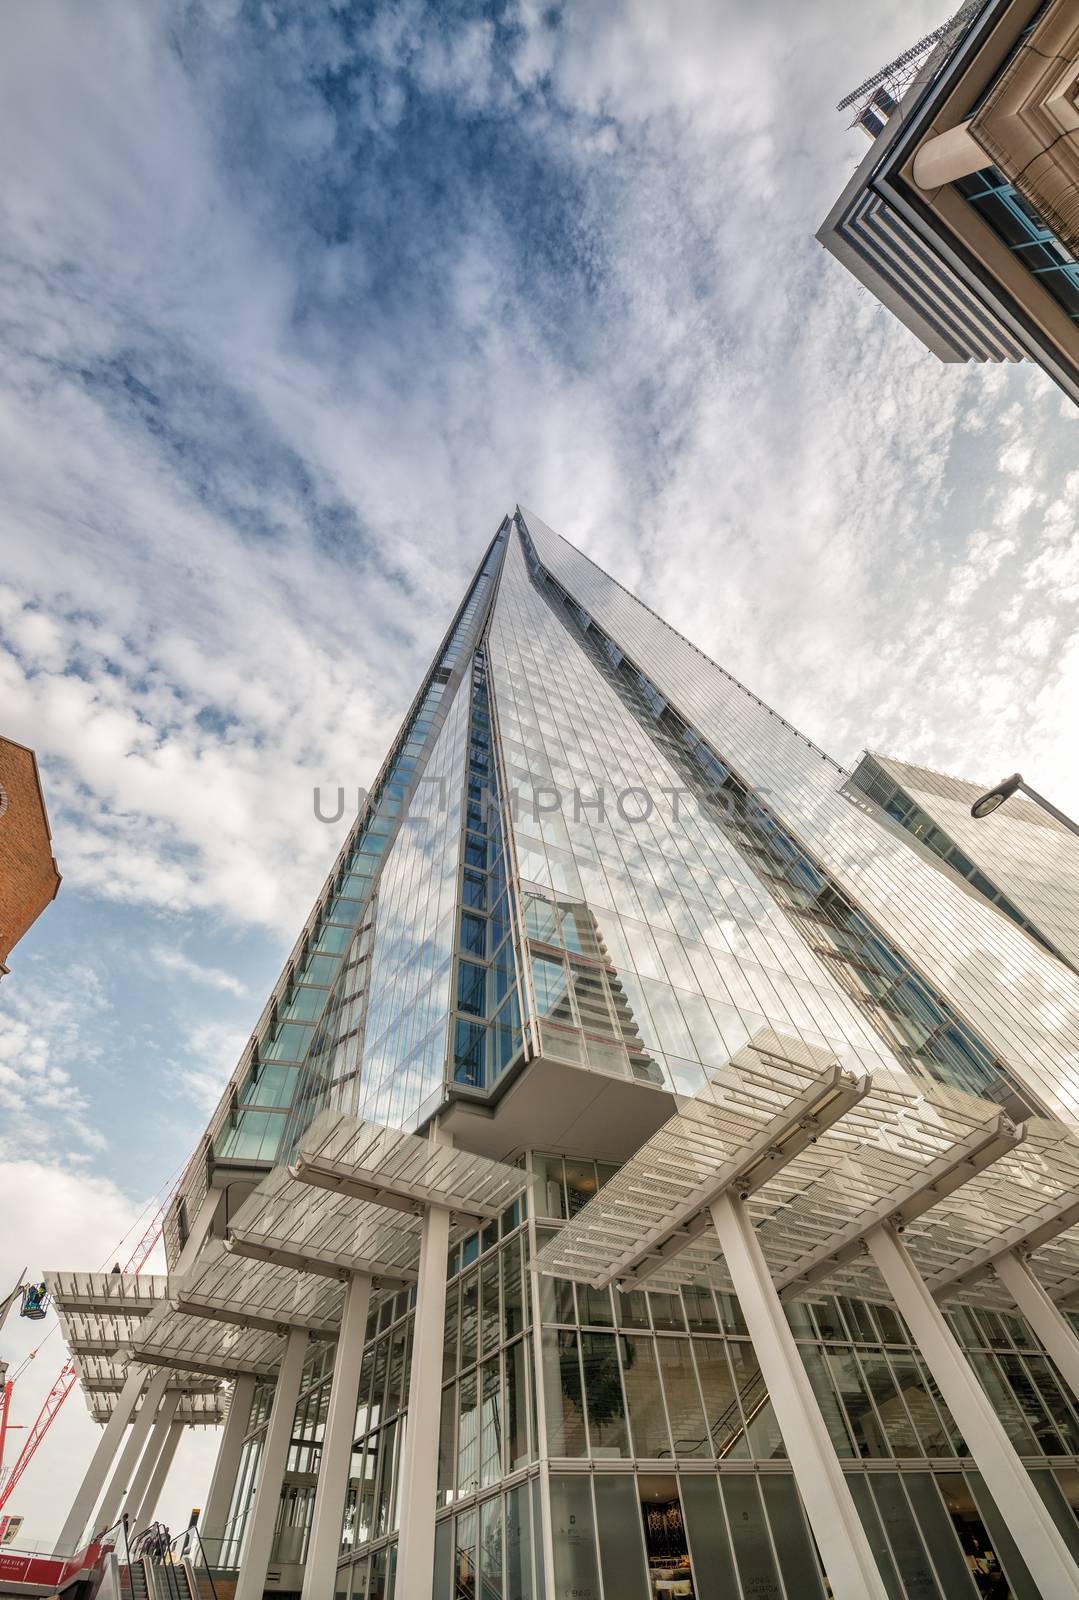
[118,1562,150,1600]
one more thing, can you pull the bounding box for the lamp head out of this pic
[971,772,1023,820]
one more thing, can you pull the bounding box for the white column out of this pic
[867,1223,1079,1599]
[912,120,991,190]
[122,1388,180,1525]
[301,1272,371,1600]
[133,1419,185,1533]
[53,1365,147,1555]
[234,1329,308,1600]
[200,1373,257,1555]
[710,1192,890,1600]
[172,1188,222,1282]
[529,1267,557,1600]
[394,1203,451,1600]
[96,1368,171,1533]
[994,1250,1079,1402]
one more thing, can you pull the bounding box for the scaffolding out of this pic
[837,0,986,127]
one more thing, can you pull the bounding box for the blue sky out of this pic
[1,0,1078,1541]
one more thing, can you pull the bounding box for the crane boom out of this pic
[0,1363,77,1512]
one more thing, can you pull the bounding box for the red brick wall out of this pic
[0,737,61,967]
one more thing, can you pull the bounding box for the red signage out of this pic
[0,1540,104,1590]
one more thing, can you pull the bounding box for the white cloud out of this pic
[0,969,110,1161]
[149,946,248,998]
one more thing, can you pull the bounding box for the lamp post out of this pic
[970,772,1079,837]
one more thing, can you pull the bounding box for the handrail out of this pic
[168,1520,220,1600]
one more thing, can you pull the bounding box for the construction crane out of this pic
[0,1170,184,1514]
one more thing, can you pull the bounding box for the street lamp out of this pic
[970,772,1079,838]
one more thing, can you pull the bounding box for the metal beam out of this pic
[775,1115,1022,1298]
[226,1232,417,1286]
[866,1223,1079,1600]
[710,1191,890,1600]
[234,1329,308,1600]
[288,1154,501,1225]
[927,1193,1079,1297]
[129,1349,277,1381]
[614,1065,869,1290]
[173,1294,339,1339]
[300,1274,371,1600]
[993,1251,1079,1402]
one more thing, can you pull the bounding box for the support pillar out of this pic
[96,1368,171,1534]
[122,1389,180,1526]
[53,1365,147,1555]
[867,1223,1079,1599]
[301,1273,371,1600]
[993,1250,1079,1402]
[173,1188,222,1281]
[394,1203,451,1600]
[200,1373,257,1557]
[710,1191,890,1600]
[133,1419,184,1533]
[234,1329,308,1600]
[912,120,990,190]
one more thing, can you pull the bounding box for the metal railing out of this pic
[168,1520,220,1600]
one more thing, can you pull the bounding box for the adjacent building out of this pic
[0,735,61,980]
[818,0,1079,405]
[46,511,1079,1600]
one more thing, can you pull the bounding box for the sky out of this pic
[1,0,1077,1548]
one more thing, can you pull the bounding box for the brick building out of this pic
[0,736,61,978]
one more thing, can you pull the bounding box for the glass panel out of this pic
[692,1337,743,1460]
[458,1371,479,1496]
[621,1335,672,1458]
[846,1475,906,1600]
[966,1353,1038,1453]
[580,1332,630,1457]
[868,1475,944,1599]
[656,1339,708,1459]
[433,1518,452,1600]
[959,1470,1040,1600]
[479,1360,502,1487]
[481,1259,501,1357]
[456,1507,477,1600]
[681,1475,740,1598]
[503,1240,525,1339]
[594,1475,649,1600]
[860,1353,918,1456]
[1032,1470,1079,1563]
[506,1483,534,1600]
[720,1475,783,1599]
[506,1338,529,1470]
[544,1330,587,1457]
[461,1273,479,1370]
[887,1353,953,1457]
[1021,1357,1079,1454]
[549,1475,602,1600]
[577,1283,614,1328]
[800,1345,857,1457]
[902,1473,978,1598]
[760,1476,827,1600]
[437,1385,455,1506]
[727,1341,785,1459]
[480,1495,504,1599]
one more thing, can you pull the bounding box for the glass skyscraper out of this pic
[51,510,1079,1600]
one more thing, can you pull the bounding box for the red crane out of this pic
[0,1171,184,1513]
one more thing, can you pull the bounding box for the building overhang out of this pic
[536,1027,1079,1316]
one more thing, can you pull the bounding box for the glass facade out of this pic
[196,511,1079,1599]
[225,1151,1079,1600]
[849,750,1079,975]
